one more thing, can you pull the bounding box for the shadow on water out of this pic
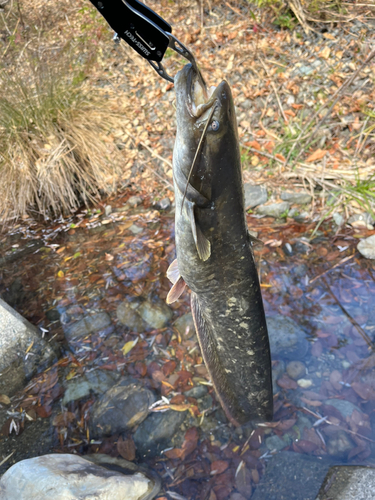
[0,195,375,499]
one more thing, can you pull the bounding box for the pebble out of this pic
[104,205,112,216]
[128,224,143,235]
[154,197,171,210]
[357,234,375,259]
[286,361,306,380]
[173,312,196,339]
[244,184,268,209]
[127,196,143,208]
[265,434,288,452]
[257,202,290,218]
[297,378,313,388]
[0,454,154,500]
[89,377,155,438]
[348,212,374,229]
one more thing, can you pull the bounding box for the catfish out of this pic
[167,64,273,425]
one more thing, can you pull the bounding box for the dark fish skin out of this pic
[171,64,273,425]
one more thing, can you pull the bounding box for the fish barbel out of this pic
[167,64,273,425]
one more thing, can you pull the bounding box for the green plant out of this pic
[0,54,123,222]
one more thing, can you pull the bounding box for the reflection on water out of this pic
[1,198,375,499]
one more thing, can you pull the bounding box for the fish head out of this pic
[174,63,238,147]
[174,63,240,200]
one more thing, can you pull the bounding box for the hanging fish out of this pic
[167,64,273,426]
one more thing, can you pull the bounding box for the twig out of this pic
[285,48,375,166]
[259,57,288,125]
[0,451,15,467]
[309,254,356,284]
[321,276,374,350]
[224,1,248,19]
[355,116,371,157]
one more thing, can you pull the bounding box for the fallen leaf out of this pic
[277,375,298,390]
[117,435,136,461]
[306,149,328,163]
[0,394,11,405]
[320,46,331,59]
[57,270,64,278]
[211,460,229,475]
[52,412,75,427]
[352,382,375,401]
[122,338,139,356]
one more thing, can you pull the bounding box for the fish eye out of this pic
[210,120,220,132]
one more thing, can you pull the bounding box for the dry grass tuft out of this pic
[0,55,123,223]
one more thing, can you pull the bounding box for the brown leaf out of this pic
[162,360,177,376]
[329,370,343,391]
[306,149,328,163]
[210,460,229,475]
[117,435,136,461]
[277,375,298,390]
[277,418,297,431]
[311,341,323,357]
[181,426,199,459]
[52,412,75,427]
[35,405,52,418]
[235,462,252,497]
[300,397,322,407]
[164,448,184,459]
[352,382,375,401]
[293,439,318,454]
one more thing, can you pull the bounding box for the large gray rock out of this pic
[244,184,268,209]
[257,202,290,218]
[357,234,375,259]
[0,454,154,500]
[134,409,188,458]
[65,312,112,341]
[281,191,312,205]
[90,377,155,438]
[251,451,332,500]
[316,466,375,500]
[267,315,309,360]
[0,299,59,396]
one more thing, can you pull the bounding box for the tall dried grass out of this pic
[0,56,122,222]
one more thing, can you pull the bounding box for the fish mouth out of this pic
[186,65,222,120]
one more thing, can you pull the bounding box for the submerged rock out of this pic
[62,370,120,405]
[65,312,112,341]
[325,430,355,459]
[134,409,188,458]
[266,315,309,360]
[174,312,196,339]
[116,301,147,332]
[0,454,154,500]
[90,377,155,438]
[251,451,331,500]
[316,465,375,500]
[0,299,59,396]
[358,234,375,259]
[138,299,173,329]
[286,361,306,380]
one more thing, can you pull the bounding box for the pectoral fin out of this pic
[166,276,186,304]
[167,259,180,284]
[186,202,211,261]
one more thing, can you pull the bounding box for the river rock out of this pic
[62,370,120,405]
[257,202,290,218]
[90,377,155,438]
[116,301,147,332]
[65,312,112,341]
[348,212,374,229]
[324,399,361,419]
[357,234,375,259]
[174,312,196,339]
[266,315,309,360]
[244,184,268,209]
[0,299,59,396]
[265,434,288,452]
[286,361,306,380]
[281,191,312,205]
[0,454,154,500]
[127,195,143,208]
[316,465,375,500]
[138,299,173,329]
[325,430,355,459]
[134,409,188,458]
[251,451,332,500]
